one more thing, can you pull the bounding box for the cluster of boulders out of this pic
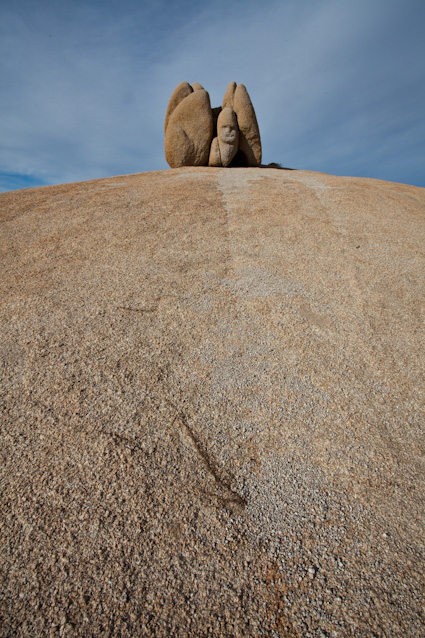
[164,82,261,168]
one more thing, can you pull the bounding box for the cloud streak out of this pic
[1,0,424,192]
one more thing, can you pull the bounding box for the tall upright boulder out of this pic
[164,86,213,168]
[233,84,262,167]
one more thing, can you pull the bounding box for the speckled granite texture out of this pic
[1,167,424,637]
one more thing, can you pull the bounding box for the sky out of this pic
[1,0,424,193]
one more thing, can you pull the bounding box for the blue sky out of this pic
[1,0,424,192]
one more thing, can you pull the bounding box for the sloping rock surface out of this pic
[1,168,424,637]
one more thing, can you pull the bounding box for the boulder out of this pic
[216,107,239,166]
[222,81,237,109]
[164,81,193,134]
[164,88,213,168]
[233,84,262,166]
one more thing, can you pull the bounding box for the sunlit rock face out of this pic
[165,81,262,168]
[1,168,424,637]
[164,83,213,168]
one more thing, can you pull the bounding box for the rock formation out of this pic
[165,81,262,168]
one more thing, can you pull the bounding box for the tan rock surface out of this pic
[216,107,239,167]
[233,83,262,166]
[222,80,237,109]
[208,136,222,167]
[209,109,240,168]
[1,167,425,637]
[164,89,213,167]
[163,81,193,134]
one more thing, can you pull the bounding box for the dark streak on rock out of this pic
[173,409,247,511]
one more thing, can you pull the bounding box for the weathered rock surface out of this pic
[1,167,425,637]
[164,88,213,168]
[208,136,222,167]
[209,107,239,167]
[217,107,239,167]
[191,82,204,91]
[163,80,193,134]
[233,83,262,166]
[222,80,237,109]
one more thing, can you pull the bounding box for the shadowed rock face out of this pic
[1,168,425,637]
[233,84,261,167]
[209,107,239,167]
[165,81,262,167]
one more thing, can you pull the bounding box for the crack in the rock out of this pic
[172,409,247,510]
